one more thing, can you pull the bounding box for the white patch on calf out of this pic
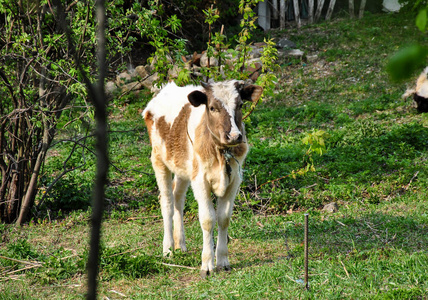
[417,67,428,98]
[143,82,204,125]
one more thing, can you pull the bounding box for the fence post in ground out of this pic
[304,213,309,290]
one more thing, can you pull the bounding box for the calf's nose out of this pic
[227,132,242,144]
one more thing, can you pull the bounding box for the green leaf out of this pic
[386,44,428,82]
[416,9,427,32]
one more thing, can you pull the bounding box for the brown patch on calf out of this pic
[144,111,154,142]
[156,116,170,141]
[207,99,233,145]
[232,142,248,158]
[156,104,192,168]
[194,115,222,172]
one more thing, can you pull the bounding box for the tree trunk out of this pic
[359,0,367,18]
[325,0,336,20]
[0,107,31,223]
[349,0,355,18]
[280,0,286,29]
[315,0,325,22]
[272,0,279,19]
[87,0,108,299]
[308,0,314,24]
[16,120,51,225]
[293,0,301,28]
[4,173,20,223]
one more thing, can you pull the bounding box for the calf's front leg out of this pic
[216,179,240,272]
[216,197,234,271]
[191,179,215,278]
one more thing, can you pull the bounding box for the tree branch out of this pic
[0,68,18,107]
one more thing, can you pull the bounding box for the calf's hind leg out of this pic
[151,156,174,256]
[172,176,190,251]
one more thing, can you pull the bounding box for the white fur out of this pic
[417,67,428,98]
[402,67,428,99]
[143,82,204,124]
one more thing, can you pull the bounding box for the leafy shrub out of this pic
[1,239,41,262]
[32,249,82,284]
[0,240,81,284]
[38,176,92,214]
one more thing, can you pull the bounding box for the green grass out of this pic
[2,202,428,299]
[1,12,428,299]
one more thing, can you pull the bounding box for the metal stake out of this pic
[304,213,309,290]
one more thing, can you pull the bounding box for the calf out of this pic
[143,80,262,277]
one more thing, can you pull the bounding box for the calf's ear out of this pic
[188,90,208,107]
[240,85,263,103]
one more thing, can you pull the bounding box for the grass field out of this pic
[1,12,428,299]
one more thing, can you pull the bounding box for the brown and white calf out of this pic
[143,80,262,277]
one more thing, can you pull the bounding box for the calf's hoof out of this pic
[215,265,231,273]
[200,269,211,279]
[162,251,172,258]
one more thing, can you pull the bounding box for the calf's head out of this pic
[188,80,263,147]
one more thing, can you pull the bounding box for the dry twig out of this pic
[340,260,350,278]
[160,262,198,270]
[404,171,419,190]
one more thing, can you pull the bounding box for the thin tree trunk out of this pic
[359,0,367,18]
[16,130,49,225]
[308,0,314,24]
[6,173,19,222]
[349,0,354,18]
[86,0,108,299]
[315,0,325,22]
[280,0,286,29]
[272,0,278,19]
[325,0,336,20]
[16,65,52,225]
[293,0,301,28]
